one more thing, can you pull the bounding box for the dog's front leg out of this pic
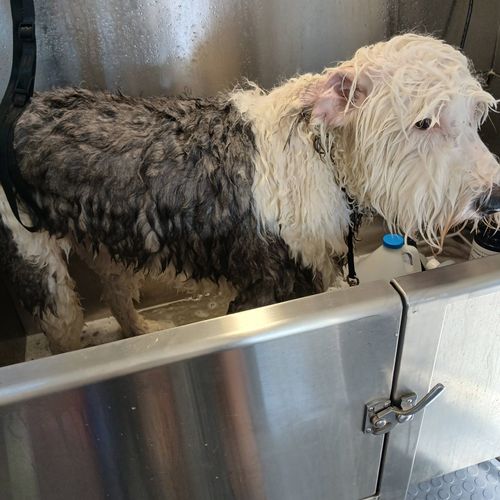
[99,271,150,337]
[74,246,158,338]
[227,280,278,313]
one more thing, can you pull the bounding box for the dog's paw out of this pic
[137,319,164,335]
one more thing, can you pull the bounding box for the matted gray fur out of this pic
[12,89,320,318]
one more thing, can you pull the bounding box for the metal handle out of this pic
[392,384,445,418]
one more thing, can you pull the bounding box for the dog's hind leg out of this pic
[38,248,84,353]
[0,197,84,352]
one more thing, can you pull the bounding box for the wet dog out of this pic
[1,34,499,352]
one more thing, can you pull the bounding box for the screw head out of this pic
[368,406,374,412]
[374,419,387,429]
[366,427,373,433]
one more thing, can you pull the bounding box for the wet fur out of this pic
[2,88,321,350]
[0,216,53,315]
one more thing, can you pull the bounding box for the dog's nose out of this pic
[476,185,500,215]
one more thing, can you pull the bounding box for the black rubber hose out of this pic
[460,0,474,50]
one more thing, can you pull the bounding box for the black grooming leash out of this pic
[0,0,43,231]
[344,190,361,287]
[346,224,359,286]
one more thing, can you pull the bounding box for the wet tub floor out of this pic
[23,287,234,361]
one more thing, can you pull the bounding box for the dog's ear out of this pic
[302,69,370,127]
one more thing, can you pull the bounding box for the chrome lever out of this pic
[391,383,444,420]
[364,384,445,435]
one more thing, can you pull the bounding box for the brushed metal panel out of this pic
[1,0,389,98]
[379,254,500,499]
[0,283,401,500]
[0,0,11,98]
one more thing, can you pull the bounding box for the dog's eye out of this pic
[415,118,432,130]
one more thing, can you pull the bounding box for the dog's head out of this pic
[302,34,500,247]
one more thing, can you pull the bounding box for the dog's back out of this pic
[2,86,319,352]
[14,89,259,274]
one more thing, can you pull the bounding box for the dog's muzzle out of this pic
[475,185,500,215]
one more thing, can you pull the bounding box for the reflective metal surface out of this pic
[0,283,401,500]
[1,2,500,496]
[0,0,390,98]
[379,254,500,499]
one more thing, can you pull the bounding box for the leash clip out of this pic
[346,275,359,287]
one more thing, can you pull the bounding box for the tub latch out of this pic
[363,383,444,435]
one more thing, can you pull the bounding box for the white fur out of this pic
[0,189,162,349]
[231,78,351,286]
[75,245,150,337]
[0,188,83,352]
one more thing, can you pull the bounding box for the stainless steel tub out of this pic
[1,0,500,498]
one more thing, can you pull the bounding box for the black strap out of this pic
[346,223,359,286]
[0,0,42,231]
[343,190,361,286]
[346,219,359,286]
[460,0,474,50]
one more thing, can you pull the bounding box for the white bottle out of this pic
[355,234,421,284]
[469,222,500,260]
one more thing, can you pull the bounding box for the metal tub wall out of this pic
[0,283,402,500]
[379,254,500,499]
[0,0,390,97]
[0,2,500,498]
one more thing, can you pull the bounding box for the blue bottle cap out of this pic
[383,233,404,249]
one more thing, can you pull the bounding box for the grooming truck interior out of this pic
[1,1,500,499]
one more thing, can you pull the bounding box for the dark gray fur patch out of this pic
[0,212,52,315]
[13,88,322,310]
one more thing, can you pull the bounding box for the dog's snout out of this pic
[476,185,500,215]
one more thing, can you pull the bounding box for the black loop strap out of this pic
[343,189,361,287]
[0,0,42,232]
[346,223,359,286]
